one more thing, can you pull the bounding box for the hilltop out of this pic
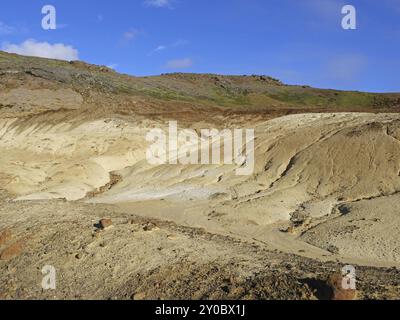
[1,51,399,122]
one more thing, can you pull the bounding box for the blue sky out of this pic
[0,0,399,92]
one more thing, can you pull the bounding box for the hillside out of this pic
[0,51,399,300]
[1,51,400,121]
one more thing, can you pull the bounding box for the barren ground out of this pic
[0,52,399,299]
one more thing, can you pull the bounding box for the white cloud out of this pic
[149,40,188,55]
[0,21,16,35]
[123,29,141,41]
[144,0,172,8]
[107,63,118,70]
[2,39,79,61]
[165,58,193,69]
[148,45,167,55]
[155,45,167,52]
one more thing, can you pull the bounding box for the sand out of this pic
[0,112,399,267]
